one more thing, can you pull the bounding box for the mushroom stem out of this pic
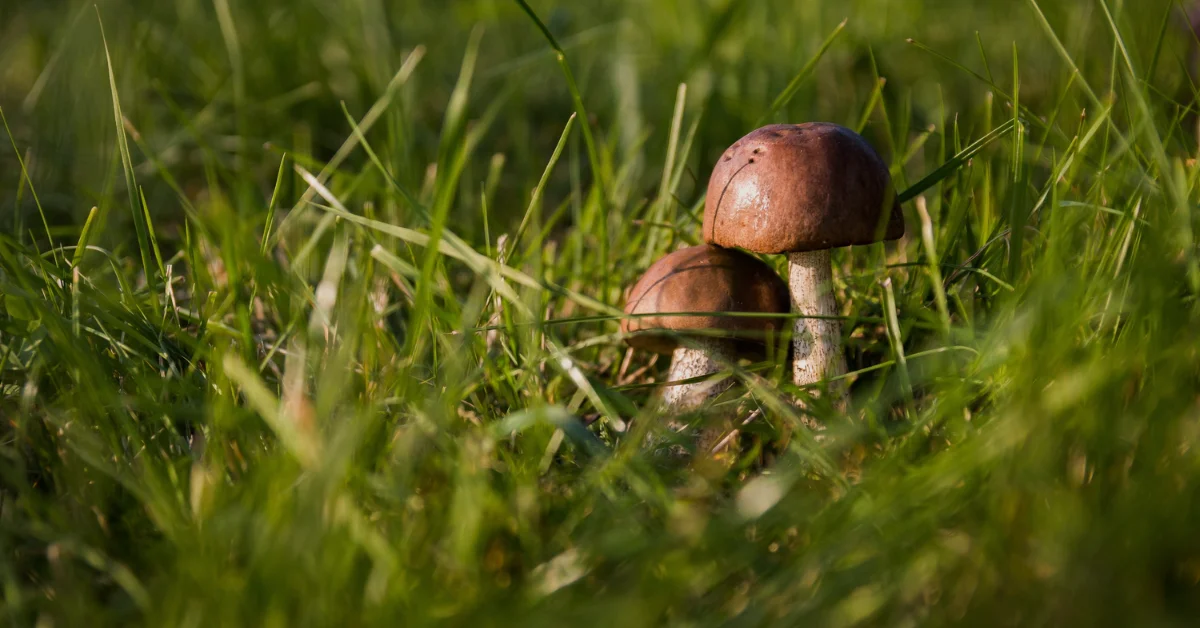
[661,338,735,410]
[787,250,848,407]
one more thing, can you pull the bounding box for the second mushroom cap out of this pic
[621,244,790,356]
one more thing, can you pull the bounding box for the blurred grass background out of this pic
[4,0,1200,625]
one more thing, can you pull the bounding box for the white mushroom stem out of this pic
[788,250,848,407]
[661,337,735,410]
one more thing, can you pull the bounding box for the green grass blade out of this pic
[494,405,608,457]
[513,114,576,248]
[512,0,612,296]
[511,0,608,195]
[1024,0,1101,107]
[72,207,99,269]
[340,102,425,217]
[855,77,887,133]
[643,83,687,267]
[261,156,287,254]
[274,45,426,244]
[0,107,58,267]
[96,10,157,292]
[899,118,1017,203]
[222,353,321,469]
[754,18,847,126]
[138,187,167,281]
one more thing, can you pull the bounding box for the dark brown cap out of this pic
[703,123,904,254]
[621,244,789,354]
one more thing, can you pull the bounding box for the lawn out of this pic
[3,0,1200,625]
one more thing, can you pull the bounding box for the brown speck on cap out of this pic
[703,123,904,254]
[621,245,789,355]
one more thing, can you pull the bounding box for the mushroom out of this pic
[621,244,790,411]
[703,123,904,406]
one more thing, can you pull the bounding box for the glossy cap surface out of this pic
[703,123,904,254]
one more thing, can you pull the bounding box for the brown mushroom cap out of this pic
[703,123,904,254]
[621,244,790,355]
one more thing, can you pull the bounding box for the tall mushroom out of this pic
[703,123,904,406]
[621,244,790,411]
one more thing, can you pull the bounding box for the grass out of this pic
[3,0,1200,624]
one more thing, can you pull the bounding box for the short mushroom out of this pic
[621,244,790,411]
[703,123,904,405]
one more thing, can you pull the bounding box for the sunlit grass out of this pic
[3,0,1200,625]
